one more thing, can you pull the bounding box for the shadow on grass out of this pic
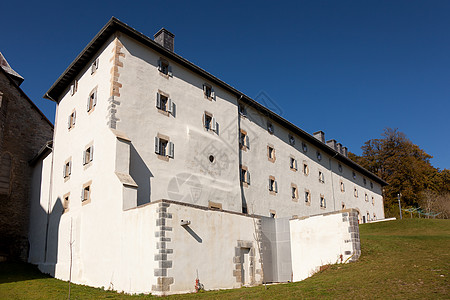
[0,261,50,284]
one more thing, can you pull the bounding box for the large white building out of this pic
[28,17,387,295]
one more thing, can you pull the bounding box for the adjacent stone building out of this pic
[28,18,387,295]
[0,52,53,260]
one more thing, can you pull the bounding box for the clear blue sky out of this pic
[2,0,449,170]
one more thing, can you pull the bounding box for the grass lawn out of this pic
[0,219,449,299]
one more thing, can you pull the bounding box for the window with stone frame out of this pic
[303,163,309,175]
[91,57,99,74]
[320,195,326,208]
[83,145,94,165]
[87,88,97,112]
[290,156,298,171]
[158,58,172,76]
[70,79,78,96]
[240,165,250,186]
[155,136,174,158]
[156,92,173,114]
[291,184,298,201]
[81,181,92,204]
[240,129,249,150]
[268,176,278,193]
[67,110,76,130]
[203,111,217,132]
[305,190,311,204]
[288,134,295,146]
[318,171,325,183]
[267,145,276,162]
[63,159,72,179]
[203,83,215,100]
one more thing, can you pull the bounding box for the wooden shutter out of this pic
[294,159,298,170]
[157,60,162,71]
[155,137,160,154]
[89,146,94,162]
[63,164,66,177]
[274,181,278,193]
[156,93,161,109]
[168,142,174,158]
[246,171,250,185]
[67,115,71,129]
[86,96,90,111]
[82,150,86,165]
[211,117,217,132]
[72,111,76,125]
[167,98,173,114]
[245,135,249,149]
[93,91,97,107]
[68,161,72,175]
[211,88,215,99]
[268,179,272,191]
[168,65,173,77]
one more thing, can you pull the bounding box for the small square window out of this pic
[352,171,356,179]
[338,164,343,172]
[203,112,217,132]
[302,142,308,153]
[291,185,298,200]
[158,59,171,76]
[67,110,76,130]
[83,145,94,165]
[267,122,274,134]
[267,145,275,162]
[87,89,97,112]
[270,212,276,218]
[303,163,309,175]
[63,160,72,179]
[156,93,173,114]
[203,84,214,99]
[288,134,295,146]
[91,58,99,74]
[155,136,174,158]
[290,157,297,170]
[82,184,90,203]
[240,130,249,149]
[268,177,277,193]
[305,190,311,203]
[320,195,326,208]
[317,151,322,161]
[319,171,325,183]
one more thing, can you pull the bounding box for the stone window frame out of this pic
[63,192,70,213]
[155,133,174,161]
[63,157,72,182]
[202,83,215,101]
[303,161,309,176]
[340,180,345,192]
[67,109,76,130]
[87,86,97,114]
[158,58,172,78]
[291,183,298,202]
[318,170,325,183]
[320,194,326,209]
[304,189,311,205]
[156,90,173,116]
[202,111,217,132]
[208,200,222,210]
[81,180,92,205]
[240,165,250,187]
[289,156,298,171]
[83,142,94,169]
[267,122,274,134]
[268,175,277,195]
[267,144,276,163]
[240,129,249,151]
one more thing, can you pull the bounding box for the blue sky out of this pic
[2,0,449,169]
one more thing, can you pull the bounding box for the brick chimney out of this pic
[154,28,175,52]
[313,131,325,143]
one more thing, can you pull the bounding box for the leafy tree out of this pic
[350,128,448,218]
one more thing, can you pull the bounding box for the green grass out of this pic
[1,219,449,299]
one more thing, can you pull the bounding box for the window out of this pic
[240,166,250,186]
[291,184,298,201]
[267,122,274,134]
[318,171,325,183]
[372,196,375,205]
[158,59,172,76]
[317,151,322,161]
[203,112,217,132]
[63,193,70,213]
[238,103,246,116]
[354,188,358,198]
[67,110,76,130]
[367,213,370,222]
[302,142,308,153]
[203,84,215,100]
[70,80,78,96]
[87,88,97,112]
[373,213,377,220]
[240,130,249,149]
[0,153,12,195]
[303,163,309,175]
[363,178,367,185]
[91,57,99,74]
[320,195,326,208]
[288,134,295,146]
[352,171,356,179]
[81,182,91,204]
[83,145,94,165]
[340,181,345,192]
[370,181,373,189]
[304,190,311,204]
[156,92,173,114]
[365,193,369,202]
[155,136,174,158]
[338,164,343,172]
[268,177,278,193]
[267,145,276,162]
[270,211,276,218]
[63,159,72,179]
[290,157,298,171]
[342,202,346,210]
